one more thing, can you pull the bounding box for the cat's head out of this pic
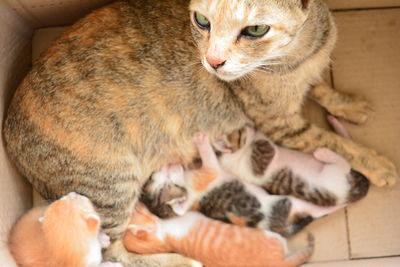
[189,0,315,81]
[124,203,171,254]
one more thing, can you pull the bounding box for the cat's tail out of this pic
[284,233,314,267]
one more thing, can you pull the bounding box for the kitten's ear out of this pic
[127,225,154,240]
[213,136,233,154]
[300,0,313,9]
[168,197,191,216]
[84,213,101,232]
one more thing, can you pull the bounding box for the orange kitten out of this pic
[9,192,121,267]
[124,203,314,267]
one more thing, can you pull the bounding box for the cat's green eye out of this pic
[194,12,210,30]
[241,25,270,39]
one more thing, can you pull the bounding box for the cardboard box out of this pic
[1,1,399,266]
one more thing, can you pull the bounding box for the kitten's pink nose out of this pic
[206,56,226,70]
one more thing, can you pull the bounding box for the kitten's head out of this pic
[189,0,314,81]
[141,164,190,218]
[214,126,255,153]
[124,203,171,254]
[41,192,102,266]
[43,192,100,238]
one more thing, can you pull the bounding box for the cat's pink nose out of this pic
[206,56,226,70]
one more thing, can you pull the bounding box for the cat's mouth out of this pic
[201,57,244,82]
[214,71,242,82]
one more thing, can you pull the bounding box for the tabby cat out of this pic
[4,0,397,266]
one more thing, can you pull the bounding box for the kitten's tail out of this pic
[287,214,314,236]
[284,233,314,267]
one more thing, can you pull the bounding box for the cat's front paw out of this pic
[371,155,398,187]
[327,94,374,124]
[356,152,398,187]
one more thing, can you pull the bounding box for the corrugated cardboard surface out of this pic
[327,0,400,10]
[0,1,33,266]
[4,0,113,28]
[4,0,400,29]
[332,8,400,259]
[305,257,400,267]
[288,210,349,262]
[1,1,400,266]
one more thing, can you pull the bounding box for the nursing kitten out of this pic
[124,203,314,267]
[144,133,344,237]
[141,164,188,219]
[4,0,397,265]
[9,192,121,267]
[215,125,370,206]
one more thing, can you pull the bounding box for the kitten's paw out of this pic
[313,148,348,167]
[192,133,209,145]
[99,230,111,248]
[327,94,374,124]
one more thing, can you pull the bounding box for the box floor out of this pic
[12,2,400,267]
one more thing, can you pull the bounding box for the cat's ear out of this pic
[300,0,313,9]
[168,197,191,216]
[127,225,154,240]
[84,213,101,232]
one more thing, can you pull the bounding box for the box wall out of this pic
[0,1,33,265]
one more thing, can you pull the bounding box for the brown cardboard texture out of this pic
[1,0,400,266]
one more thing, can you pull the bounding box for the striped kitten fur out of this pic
[143,133,345,237]
[216,126,370,207]
[124,203,315,267]
[4,0,396,265]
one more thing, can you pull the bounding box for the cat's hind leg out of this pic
[265,114,397,187]
[309,82,374,124]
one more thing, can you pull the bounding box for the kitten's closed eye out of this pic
[141,175,188,218]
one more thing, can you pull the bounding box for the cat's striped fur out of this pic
[3,0,397,266]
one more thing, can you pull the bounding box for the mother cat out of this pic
[4,0,398,266]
